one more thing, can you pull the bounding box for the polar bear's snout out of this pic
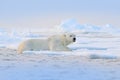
[73,38,76,42]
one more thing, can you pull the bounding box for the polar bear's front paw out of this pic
[51,47,72,51]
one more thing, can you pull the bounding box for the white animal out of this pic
[17,33,76,54]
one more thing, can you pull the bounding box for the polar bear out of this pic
[17,33,76,54]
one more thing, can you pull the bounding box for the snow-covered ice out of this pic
[0,19,120,80]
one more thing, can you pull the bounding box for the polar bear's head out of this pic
[62,33,76,45]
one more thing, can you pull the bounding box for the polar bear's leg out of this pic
[56,46,71,51]
[50,45,71,51]
[61,46,72,51]
[49,41,71,51]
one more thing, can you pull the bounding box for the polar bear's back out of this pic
[25,39,49,51]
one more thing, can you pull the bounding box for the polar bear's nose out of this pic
[73,38,76,42]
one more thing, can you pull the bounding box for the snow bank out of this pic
[56,19,120,35]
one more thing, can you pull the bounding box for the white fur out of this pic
[17,33,76,54]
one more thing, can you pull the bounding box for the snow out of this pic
[1,61,120,80]
[0,19,120,80]
[56,19,120,35]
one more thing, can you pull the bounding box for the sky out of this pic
[0,0,120,29]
